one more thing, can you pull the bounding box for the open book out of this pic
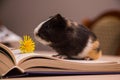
[0,43,120,78]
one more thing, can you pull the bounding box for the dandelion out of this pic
[19,35,35,53]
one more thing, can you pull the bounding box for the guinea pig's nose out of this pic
[35,32,40,37]
[35,32,43,38]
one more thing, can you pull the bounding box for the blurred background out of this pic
[0,0,120,53]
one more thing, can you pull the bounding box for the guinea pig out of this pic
[34,14,102,60]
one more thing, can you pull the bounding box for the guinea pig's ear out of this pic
[54,14,63,19]
[53,14,66,26]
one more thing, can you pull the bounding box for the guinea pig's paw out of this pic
[52,54,68,59]
[82,57,93,60]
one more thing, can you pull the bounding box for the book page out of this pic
[12,50,56,64]
[0,43,16,64]
[9,50,120,73]
[60,55,120,64]
[30,51,120,64]
[18,54,120,73]
[12,49,36,64]
[12,50,120,66]
[64,60,118,64]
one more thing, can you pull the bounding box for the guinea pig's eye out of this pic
[46,25,50,29]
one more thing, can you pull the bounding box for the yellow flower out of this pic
[19,35,35,53]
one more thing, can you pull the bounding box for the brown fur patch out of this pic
[67,20,78,27]
[87,40,102,60]
[73,21,79,26]
[67,20,72,27]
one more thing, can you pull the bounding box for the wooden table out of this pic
[3,74,120,80]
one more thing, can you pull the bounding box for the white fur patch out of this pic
[78,37,93,58]
[34,18,50,34]
[34,18,51,45]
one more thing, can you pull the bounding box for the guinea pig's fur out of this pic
[34,14,102,60]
